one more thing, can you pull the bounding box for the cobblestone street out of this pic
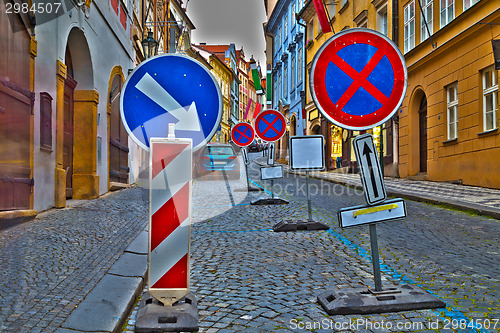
[0,187,148,332]
[1,152,499,332]
[188,153,500,332]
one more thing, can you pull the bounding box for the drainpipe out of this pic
[296,13,307,135]
[392,0,400,177]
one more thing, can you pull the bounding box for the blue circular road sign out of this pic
[231,122,255,147]
[120,54,223,151]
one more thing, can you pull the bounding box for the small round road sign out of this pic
[254,109,286,142]
[231,122,255,147]
[310,28,407,130]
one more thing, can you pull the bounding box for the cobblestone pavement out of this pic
[0,186,148,333]
[295,165,500,218]
[184,153,499,332]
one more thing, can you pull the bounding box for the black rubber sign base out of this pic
[273,219,329,232]
[317,285,446,315]
[135,292,199,332]
[251,198,289,205]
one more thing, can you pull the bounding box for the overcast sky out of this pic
[186,0,268,66]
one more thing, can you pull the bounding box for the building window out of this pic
[421,0,433,41]
[440,0,454,28]
[292,3,296,23]
[377,5,388,36]
[278,72,282,103]
[325,0,335,20]
[404,1,415,53]
[446,83,458,140]
[307,19,314,41]
[298,49,302,82]
[482,66,498,131]
[284,64,288,99]
[40,92,53,152]
[284,14,288,37]
[279,26,282,46]
[463,0,479,10]
[291,56,296,89]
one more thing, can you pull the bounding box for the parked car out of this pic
[248,139,261,152]
[194,144,240,179]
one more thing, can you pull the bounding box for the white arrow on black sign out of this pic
[353,134,387,205]
[267,142,275,165]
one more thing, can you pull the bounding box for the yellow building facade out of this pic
[210,55,233,143]
[398,0,500,188]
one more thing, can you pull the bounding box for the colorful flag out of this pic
[252,102,262,120]
[244,98,253,120]
[312,0,332,33]
[251,63,263,94]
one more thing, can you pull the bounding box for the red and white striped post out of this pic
[149,136,192,305]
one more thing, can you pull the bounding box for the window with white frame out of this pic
[446,83,458,140]
[404,1,415,53]
[291,56,296,89]
[377,4,388,36]
[463,0,479,11]
[440,0,454,28]
[292,3,296,23]
[421,0,433,41]
[325,0,335,20]
[482,66,498,131]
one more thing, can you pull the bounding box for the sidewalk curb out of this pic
[56,229,149,333]
[254,159,500,220]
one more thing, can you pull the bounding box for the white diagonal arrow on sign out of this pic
[135,73,201,132]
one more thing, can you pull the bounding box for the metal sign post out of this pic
[251,110,288,205]
[231,123,261,192]
[312,29,445,316]
[121,55,224,331]
[273,135,328,232]
[251,166,288,205]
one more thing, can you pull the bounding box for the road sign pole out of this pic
[380,127,384,177]
[369,224,383,291]
[270,179,275,199]
[306,171,312,221]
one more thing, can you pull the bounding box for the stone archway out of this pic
[55,28,98,206]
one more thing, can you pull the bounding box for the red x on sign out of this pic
[310,28,407,130]
[254,109,286,142]
[231,122,255,147]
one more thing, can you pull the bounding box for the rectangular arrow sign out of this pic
[242,147,249,166]
[338,198,406,228]
[267,142,275,165]
[353,133,387,205]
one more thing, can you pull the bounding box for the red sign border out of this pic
[310,28,407,131]
[253,109,286,142]
[231,122,255,147]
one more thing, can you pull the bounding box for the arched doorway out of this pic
[311,124,321,135]
[418,95,427,172]
[108,72,129,185]
[64,47,77,197]
[290,115,297,136]
[55,27,97,204]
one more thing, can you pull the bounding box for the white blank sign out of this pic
[261,166,283,180]
[289,135,325,171]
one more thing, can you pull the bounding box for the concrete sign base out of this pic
[273,219,329,232]
[317,285,445,315]
[135,292,199,332]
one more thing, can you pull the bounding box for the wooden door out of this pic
[64,76,77,198]
[109,75,129,184]
[419,96,428,173]
[0,5,33,211]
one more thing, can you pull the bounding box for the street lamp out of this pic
[141,30,158,59]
